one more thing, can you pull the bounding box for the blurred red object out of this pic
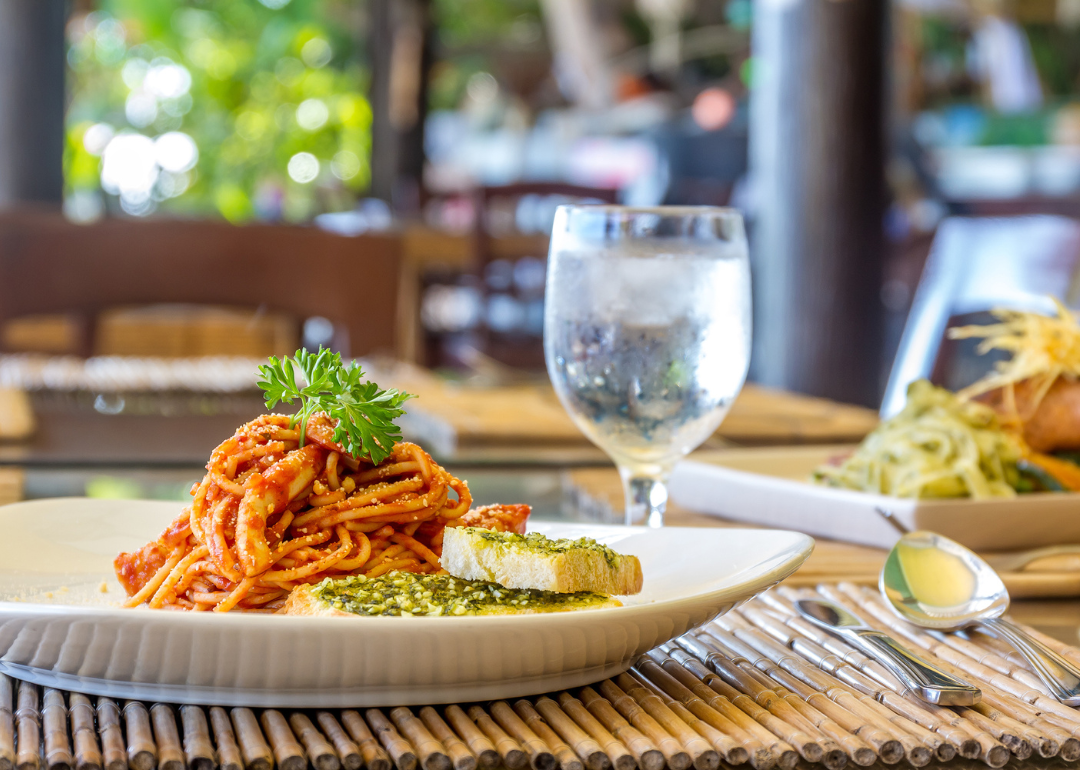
[692,88,736,132]
[616,73,654,102]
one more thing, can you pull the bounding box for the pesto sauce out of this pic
[311,572,614,617]
[464,527,623,569]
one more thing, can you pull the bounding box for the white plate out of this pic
[670,445,1080,551]
[0,498,812,706]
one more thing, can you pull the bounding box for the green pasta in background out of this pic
[813,380,1021,499]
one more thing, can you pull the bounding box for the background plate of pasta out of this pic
[670,444,1080,552]
[672,302,1080,551]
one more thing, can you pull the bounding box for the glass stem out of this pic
[619,468,669,528]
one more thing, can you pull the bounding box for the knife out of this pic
[795,599,982,706]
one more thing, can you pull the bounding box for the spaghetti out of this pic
[115,413,475,612]
[812,380,1021,499]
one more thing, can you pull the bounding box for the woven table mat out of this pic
[3,583,1078,770]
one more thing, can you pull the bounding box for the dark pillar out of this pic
[0,0,67,207]
[749,0,888,407]
[367,0,394,203]
[367,0,432,214]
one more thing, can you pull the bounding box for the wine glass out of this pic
[544,205,752,527]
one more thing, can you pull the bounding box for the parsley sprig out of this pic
[257,348,413,465]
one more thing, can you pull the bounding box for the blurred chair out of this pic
[1,314,79,354]
[0,209,401,358]
[3,304,301,358]
[94,305,298,358]
[654,119,748,206]
[472,182,619,265]
[881,215,1080,416]
[420,183,617,372]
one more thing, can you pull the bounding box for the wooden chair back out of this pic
[473,182,619,267]
[466,183,617,370]
[0,209,402,358]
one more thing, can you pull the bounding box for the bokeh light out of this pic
[101,133,157,204]
[125,91,158,127]
[154,132,198,173]
[691,88,737,132]
[95,129,199,216]
[144,60,192,100]
[301,38,332,68]
[725,0,753,30]
[155,170,191,199]
[466,72,499,103]
[331,151,361,180]
[740,57,756,88]
[288,152,320,183]
[296,98,329,131]
[82,123,114,156]
[121,58,148,88]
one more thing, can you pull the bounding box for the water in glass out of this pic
[544,206,751,527]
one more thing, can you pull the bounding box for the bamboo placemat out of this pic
[3,583,1078,770]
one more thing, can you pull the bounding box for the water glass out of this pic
[544,205,752,527]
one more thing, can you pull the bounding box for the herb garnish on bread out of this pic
[441,528,643,595]
[282,572,621,617]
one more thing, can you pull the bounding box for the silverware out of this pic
[795,598,982,705]
[881,530,1080,706]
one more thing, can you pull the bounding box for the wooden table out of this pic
[0,365,879,472]
[384,363,880,463]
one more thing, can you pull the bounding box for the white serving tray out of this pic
[0,498,812,707]
[670,445,1080,551]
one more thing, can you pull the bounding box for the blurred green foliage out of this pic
[429,0,542,110]
[979,111,1048,146]
[918,17,1080,111]
[65,0,371,222]
[1027,25,1080,98]
[433,0,539,47]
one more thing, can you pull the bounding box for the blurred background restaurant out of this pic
[0,0,1078,504]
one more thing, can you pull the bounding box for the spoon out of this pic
[795,599,981,705]
[881,530,1080,706]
